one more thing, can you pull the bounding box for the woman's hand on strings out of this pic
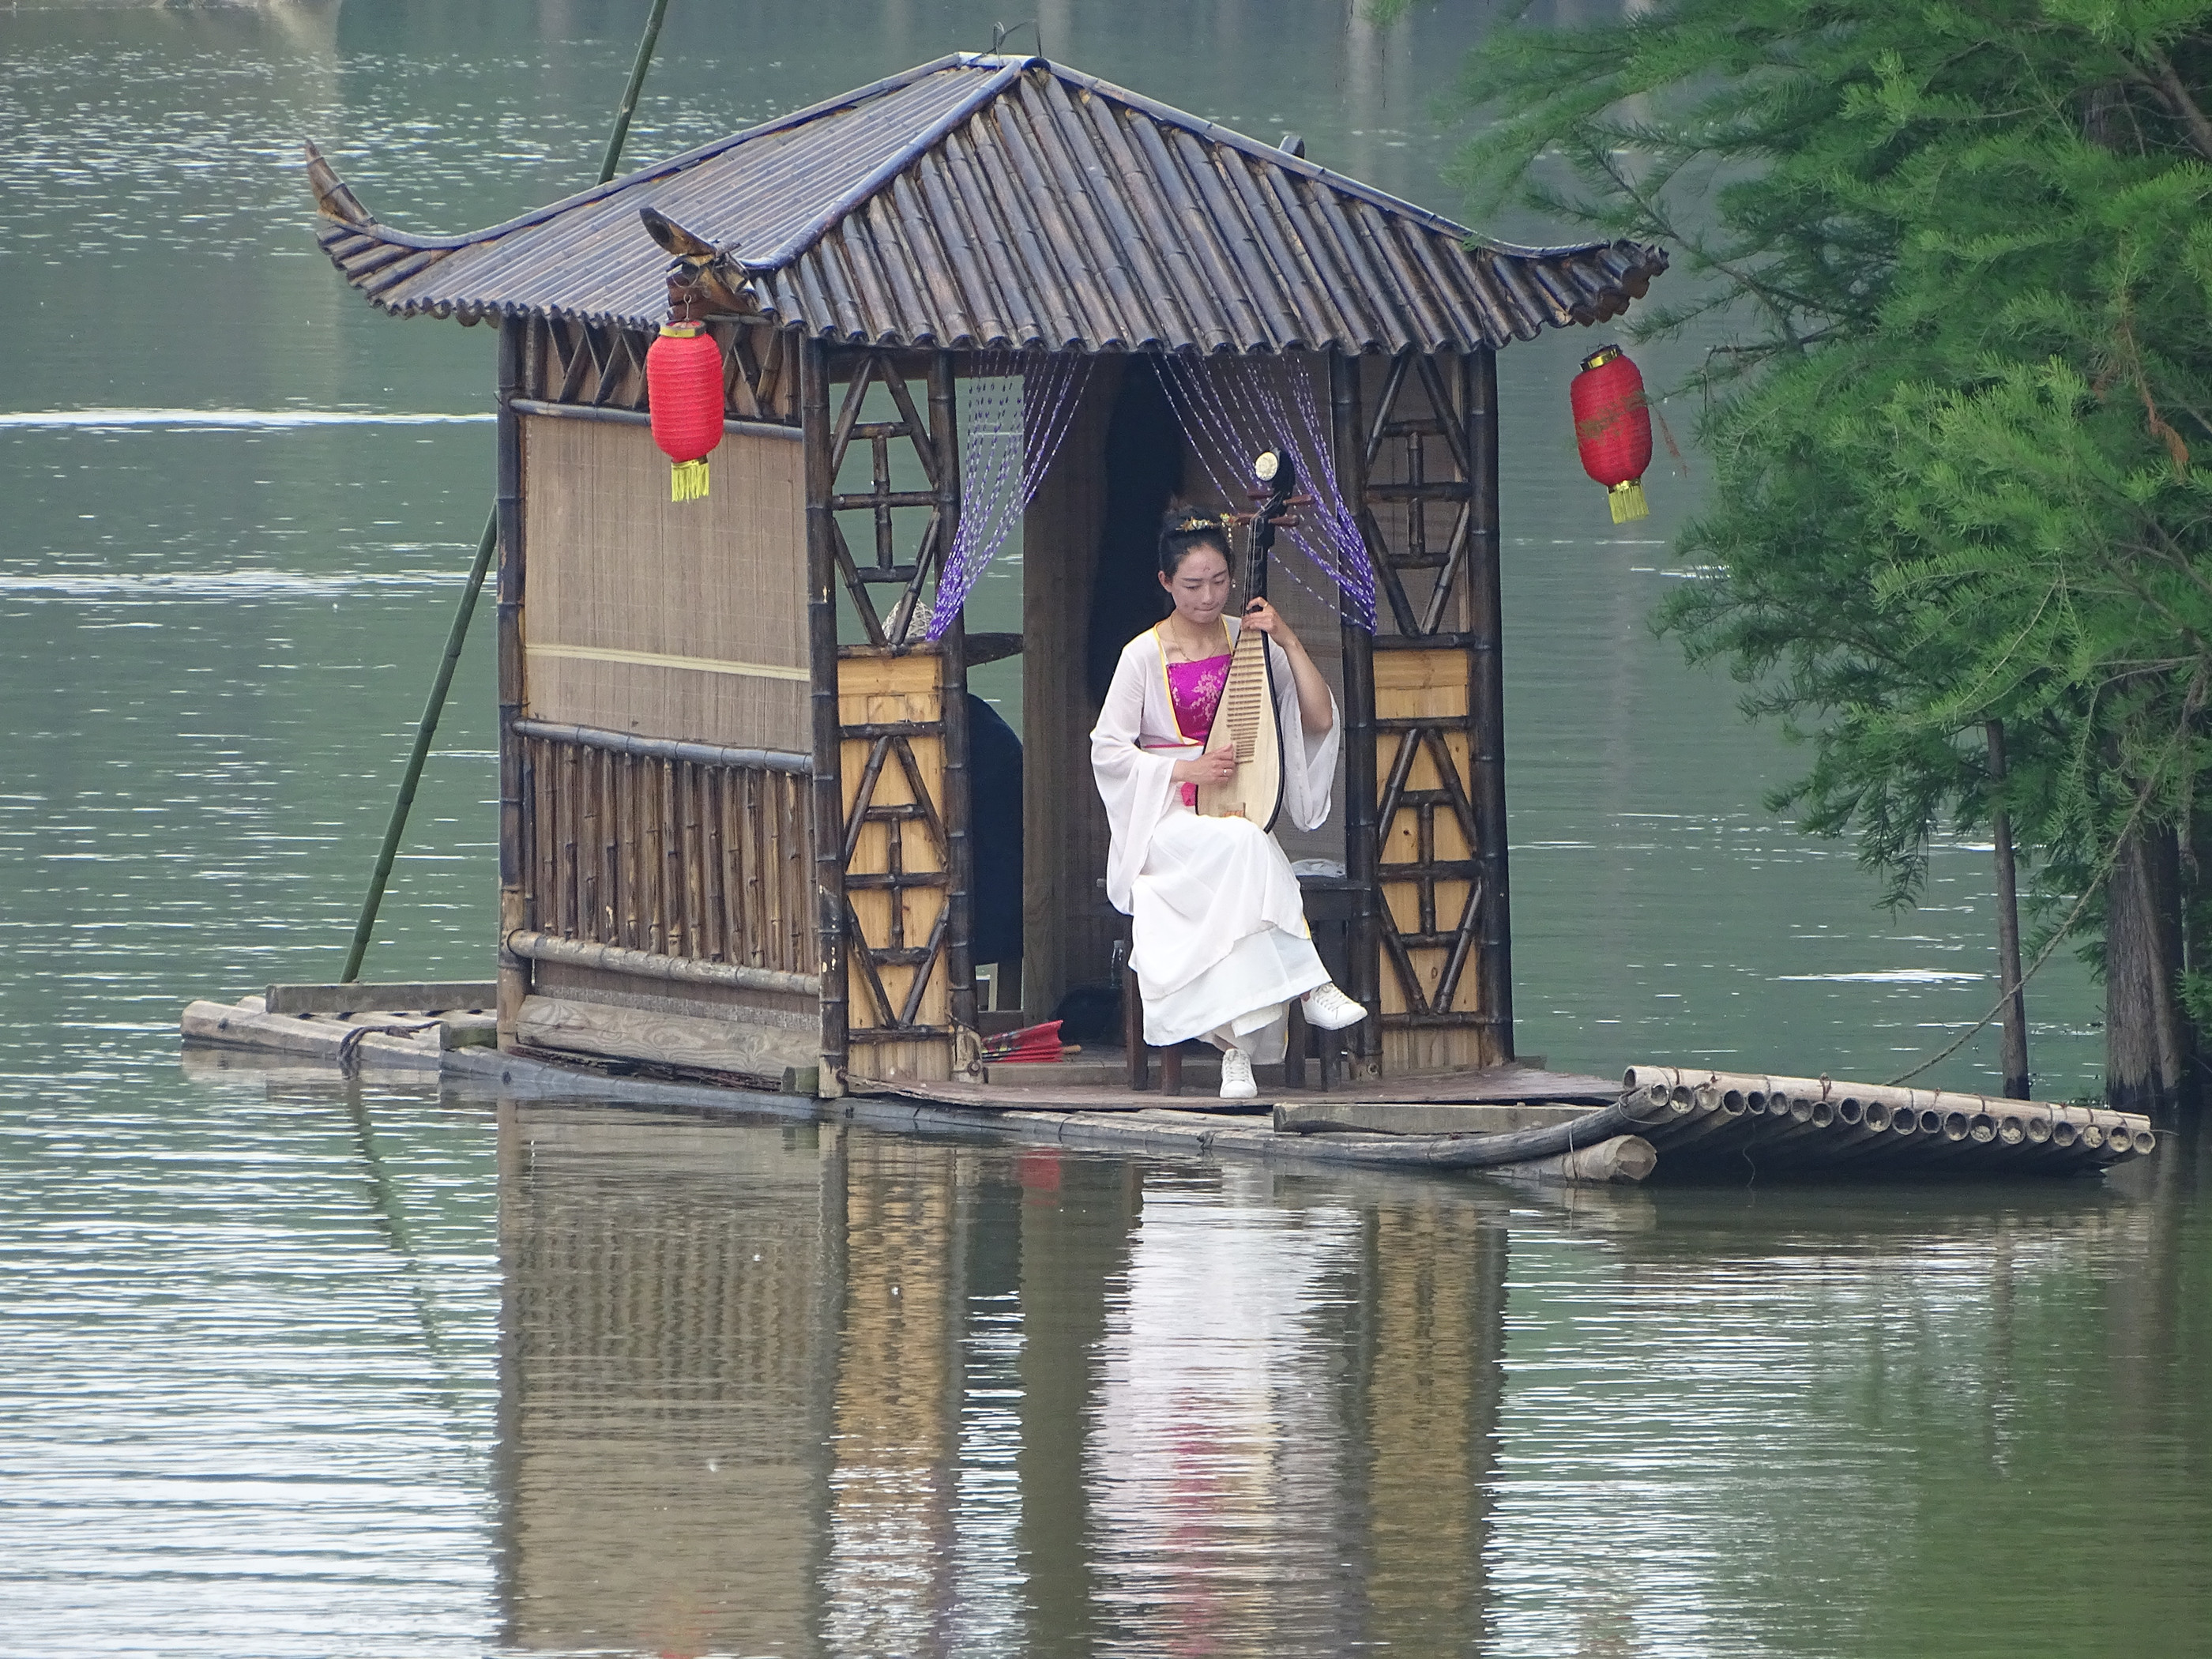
[1242,597,1298,651]
[1244,599,1336,737]
[1172,750,1238,786]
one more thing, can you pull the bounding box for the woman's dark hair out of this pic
[1157,506,1233,578]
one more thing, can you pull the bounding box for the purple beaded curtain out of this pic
[1158,352,1375,631]
[926,351,1093,642]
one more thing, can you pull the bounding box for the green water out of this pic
[2,3,2206,1654]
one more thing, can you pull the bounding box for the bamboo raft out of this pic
[178,994,2154,1184]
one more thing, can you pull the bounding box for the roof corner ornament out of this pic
[638,205,760,319]
[302,139,374,228]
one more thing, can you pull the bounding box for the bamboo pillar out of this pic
[804,338,848,1086]
[1986,719,2030,1098]
[928,352,979,1047]
[495,317,529,1047]
[1332,350,1382,1078]
[1464,345,1514,1063]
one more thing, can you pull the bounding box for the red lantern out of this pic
[645,323,724,502]
[1571,344,1653,524]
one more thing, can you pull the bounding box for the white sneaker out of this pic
[1302,983,1367,1031]
[1218,1045,1258,1100]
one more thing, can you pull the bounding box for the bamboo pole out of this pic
[597,748,619,943]
[804,340,850,1084]
[1464,344,1514,1065]
[1492,1135,1657,1185]
[1987,719,2031,1098]
[1249,1096,1651,1170]
[579,745,601,942]
[597,0,670,186]
[339,510,495,983]
[1330,349,1382,1078]
[505,928,817,999]
[340,1,672,983]
[929,350,978,1049]
[495,318,528,1043]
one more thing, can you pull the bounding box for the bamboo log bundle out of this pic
[1491,1134,1657,1186]
[1619,1066,2155,1170]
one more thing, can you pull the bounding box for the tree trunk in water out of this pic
[1985,721,2030,1099]
[2105,822,2191,1112]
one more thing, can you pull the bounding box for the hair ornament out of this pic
[1173,512,1232,534]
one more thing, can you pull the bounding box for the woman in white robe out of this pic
[1091,511,1367,1100]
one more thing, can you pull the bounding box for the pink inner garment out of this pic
[1166,653,1232,806]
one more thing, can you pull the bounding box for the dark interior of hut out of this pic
[976,352,1356,1066]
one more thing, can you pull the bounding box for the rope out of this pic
[336,1018,442,1075]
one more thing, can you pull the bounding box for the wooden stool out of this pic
[1112,873,1356,1097]
[1122,963,1345,1097]
[1282,998,1346,1092]
[1121,957,1183,1096]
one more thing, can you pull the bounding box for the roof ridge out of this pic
[300,53,980,255]
[737,58,1035,273]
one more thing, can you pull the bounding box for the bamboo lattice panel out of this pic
[840,651,952,1081]
[1353,350,1505,1076]
[1374,648,1480,1063]
[1359,354,1477,638]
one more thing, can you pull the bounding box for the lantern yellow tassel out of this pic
[671,459,710,503]
[1607,479,1648,524]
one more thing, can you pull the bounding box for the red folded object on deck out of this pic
[983,1019,1064,1062]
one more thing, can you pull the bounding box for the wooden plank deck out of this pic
[179,994,2159,1183]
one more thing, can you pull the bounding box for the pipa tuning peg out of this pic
[1251,446,1296,495]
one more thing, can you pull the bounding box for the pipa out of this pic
[1194,448,1298,830]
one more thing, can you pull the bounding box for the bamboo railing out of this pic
[518,725,812,978]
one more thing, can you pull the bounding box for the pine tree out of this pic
[1386,0,2212,1105]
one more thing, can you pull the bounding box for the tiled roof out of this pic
[310,55,1665,355]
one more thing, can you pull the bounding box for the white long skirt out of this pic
[1127,804,1329,1061]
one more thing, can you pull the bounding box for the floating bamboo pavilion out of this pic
[175,53,2157,1184]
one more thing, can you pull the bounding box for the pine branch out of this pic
[2138,47,2212,164]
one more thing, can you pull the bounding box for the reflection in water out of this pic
[1089,1173,1364,1653]
[486,1105,2212,1659]
[1485,1179,2209,1658]
[498,1108,836,1653]
[495,1108,1514,1657]
[822,1135,963,1653]
[1364,1195,1504,1650]
[3,1073,2205,1653]
[1089,1174,1506,1656]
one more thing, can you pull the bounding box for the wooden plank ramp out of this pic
[861,1057,1623,1113]
[855,1059,2158,1179]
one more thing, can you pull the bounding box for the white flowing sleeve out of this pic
[1091,634,1181,914]
[1270,636,1340,833]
